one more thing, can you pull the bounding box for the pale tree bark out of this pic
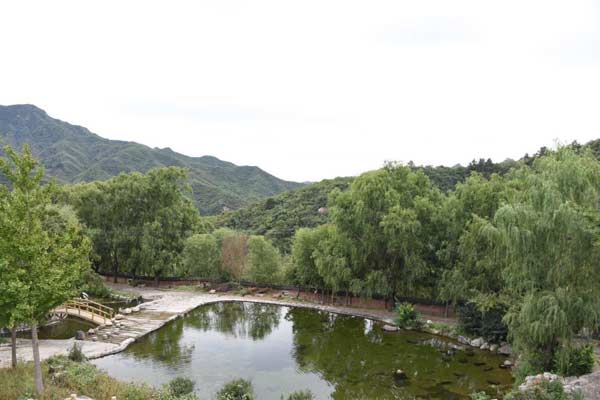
[31,322,44,395]
[11,326,17,368]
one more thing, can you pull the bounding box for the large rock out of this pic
[209,289,216,294]
[457,336,470,345]
[498,344,511,355]
[489,344,499,352]
[75,330,85,341]
[131,306,141,313]
[114,314,124,320]
[122,308,132,315]
[383,324,399,332]
[87,328,95,335]
[394,369,408,381]
[470,337,484,348]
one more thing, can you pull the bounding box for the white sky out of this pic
[2,1,600,182]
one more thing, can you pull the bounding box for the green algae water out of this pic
[91,302,512,399]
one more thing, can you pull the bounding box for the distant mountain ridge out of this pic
[0,104,304,215]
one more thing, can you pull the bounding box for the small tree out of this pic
[181,234,221,279]
[247,236,280,285]
[0,145,91,394]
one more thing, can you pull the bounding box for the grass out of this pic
[0,356,155,400]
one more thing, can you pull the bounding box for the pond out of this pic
[91,302,512,400]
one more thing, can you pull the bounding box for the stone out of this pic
[132,306,141,313]
[87,328,95,335]
[75,330,85,340]
[114,314,124,320]
[489,344,499,352]
[500,360,513,369]
[209,289,216,294]
[105,320,113,327]
[102,334,109,340]
[426,320,433,325]
[457,336,470,345]
[91,337,97,342]
[382,324,399,332]
[470,337,484,347]
[498,344,511,355]
[480,342,490,351]
[394,369,408,380]
[122,308,132,315]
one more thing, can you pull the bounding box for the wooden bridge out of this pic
[52,298,115,325]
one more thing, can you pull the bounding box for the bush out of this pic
[216,378,255,400]
[395,303,421,329]
[68,342,86,362]
[553,345,595,377]
[282,390,314,400]
[80,269,111,298]
[168,377,195,396]
[457,302,508,342]
[470,392,492,400]
[505,380,583,400]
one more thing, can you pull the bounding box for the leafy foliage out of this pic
[214,177,352,252]
[553,345,595,377]
[67,343,86,362]
[216,378,255,400]
[395,303,421,329]
[504,380,583,400]
[168,377,195,396]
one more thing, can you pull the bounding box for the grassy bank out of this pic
[0,356,156,400]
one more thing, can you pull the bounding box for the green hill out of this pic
[213,176,353,251]
[0,104,304,215]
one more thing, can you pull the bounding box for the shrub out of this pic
[395,303,421,329]
[505,380,583,400]
[282,390,314,400]
[457,302,508,342]
[216,378,255,400]
[68,342,86,362]
[80,269,111,298]
[553,345,595,377]
[168,377,195,396]
[470,392,492,400]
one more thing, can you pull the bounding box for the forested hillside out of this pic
[213,177,352,251]
[216,142,593,252]
[0,104,303,215]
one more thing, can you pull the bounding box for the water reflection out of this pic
[92,302,512,400]
[187,302,281,340]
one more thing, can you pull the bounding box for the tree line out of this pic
[2,142,600,393]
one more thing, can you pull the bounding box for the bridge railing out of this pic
[62,298,115,324]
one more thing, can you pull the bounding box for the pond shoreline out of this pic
[0,283,479,367]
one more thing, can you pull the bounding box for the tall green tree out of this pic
[489,149,600,371]
[246,235,281,285]
[329,163,444,305]
[181,234,221,279]
[0,145,91,394]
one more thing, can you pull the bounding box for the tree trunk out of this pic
[113,253,119,283]
[11,326,17,368]
[444,301,449,319]
[31,322,44,395]
[154,274,160,287]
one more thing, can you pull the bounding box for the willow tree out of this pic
[0,145,91,394]
[487,148,600,371]
[246,235,281,285]
[329,163,444,305]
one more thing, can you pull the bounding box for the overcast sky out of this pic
[2,1,600,182]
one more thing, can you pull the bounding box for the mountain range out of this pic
[0,104,304,215]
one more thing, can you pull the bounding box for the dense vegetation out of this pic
[213,177,352,251]
[2,138,600,397]
[0,104,303,215]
